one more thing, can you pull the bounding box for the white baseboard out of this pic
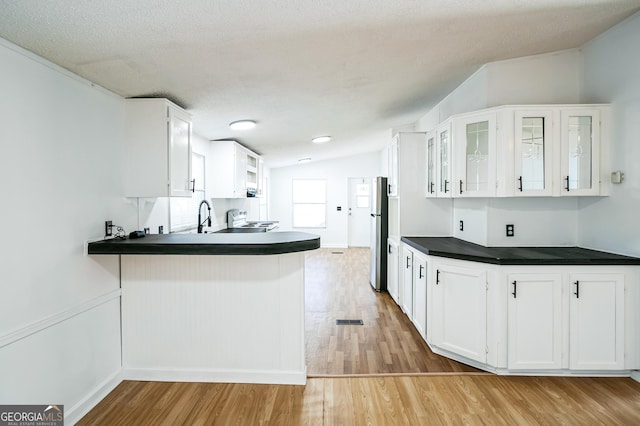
[66,370,123,425]
[123,367,307,386]
[631,371,640,383]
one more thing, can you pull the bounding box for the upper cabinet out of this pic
[425,121,453,198]
[387,135,399,196]
[454,111,497,197]
[513,109,554,196]
[425,104,609,199]
[559,108,601,196]
[425,130,437,197]
[124,98,193,198]
[209,140,262,198]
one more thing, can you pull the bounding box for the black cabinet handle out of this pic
[459,180,463,194]
[512,281,517,298]
[444,180,449,193]
[190,179,196,192]
[565,176,570,192]
[430,182,434,194]
[419,264,424,279]
[406,256,410,269]
[574,281,580,298]
[518,176,523,192]
[388,244,393,254]
[436,269,440,285]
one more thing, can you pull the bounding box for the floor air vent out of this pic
[331,251,344,255]
[336,319,364,325]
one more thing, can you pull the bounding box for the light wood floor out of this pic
[78,247,640,424]
[305,247,478,375]
[79,376,640,425]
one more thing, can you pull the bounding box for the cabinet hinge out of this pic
[486,282,489,291]
[485,346,489,355]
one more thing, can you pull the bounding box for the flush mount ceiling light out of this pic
[298,157,312,163]
[229,120,256,130]
[312,136,331,144]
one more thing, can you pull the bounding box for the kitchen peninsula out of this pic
[88,232,320,385]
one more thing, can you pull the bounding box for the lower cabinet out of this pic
[401,245,413,318]
[412,251,428,339]
[507,273,563,370]
[569,273,625,370]
[431,260,487,363]
[387,239,400,304]
[393,243,637,376]
[507,270,626,371]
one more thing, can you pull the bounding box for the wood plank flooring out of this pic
[305,247,478,375]
[78,247,640,425]
[78,376,640,425]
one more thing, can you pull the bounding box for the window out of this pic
[292,179,326,228]
[356,183,370,208]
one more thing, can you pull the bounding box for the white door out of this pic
[348,177,371,247]
[401,246,413,318]
[569,273,625,370]
[507,273,563,370]
[412,252,427,339]
[432,262,487,363]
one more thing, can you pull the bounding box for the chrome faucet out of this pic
[197,200,212,233]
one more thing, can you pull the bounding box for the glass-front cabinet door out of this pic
[560,109,600,196]
[436,120,452,198]
[426,130,437,197]
[455,112,496,197]
[514,110,553,196]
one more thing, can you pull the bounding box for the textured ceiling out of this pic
[1,0,638,167]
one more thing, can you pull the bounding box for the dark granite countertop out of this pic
[401,237,640,265]
[88,231,320,255]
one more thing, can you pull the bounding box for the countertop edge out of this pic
[400,236,640,265]
[88,233,320,256]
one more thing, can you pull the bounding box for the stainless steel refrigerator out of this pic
[369,176,388,291]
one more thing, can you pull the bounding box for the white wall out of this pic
[578,12,640,257]
[270,152,382,247]
[0,39,132,422]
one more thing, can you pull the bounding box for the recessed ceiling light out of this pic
[229,120,256,130]
[312,136,331,144]
[298,157,312,163]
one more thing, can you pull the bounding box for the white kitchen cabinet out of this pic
[387,239,400,304]
[432,260,487,363]
[209,140,261,198]
[425,123,453,198]
[454,111,497,197]
[401,245,413,318]
[507,273,563,370]
[124,98,193,197]
[559,108,601,196]
[512,109,554,196]
[412,250,428,339]
[387,136,399,196]
[425,130,437,197]
[256,158,265,197]
[569,273,625,370]
[435,120,453,198]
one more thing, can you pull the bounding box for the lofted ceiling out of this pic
[1,0,638,168]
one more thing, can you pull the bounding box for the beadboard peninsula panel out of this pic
[121,253,306,385]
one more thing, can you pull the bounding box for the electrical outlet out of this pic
[158,225,164,234]
[506,224,515,237]
[459,220,464,231]
[105,220,113,237]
